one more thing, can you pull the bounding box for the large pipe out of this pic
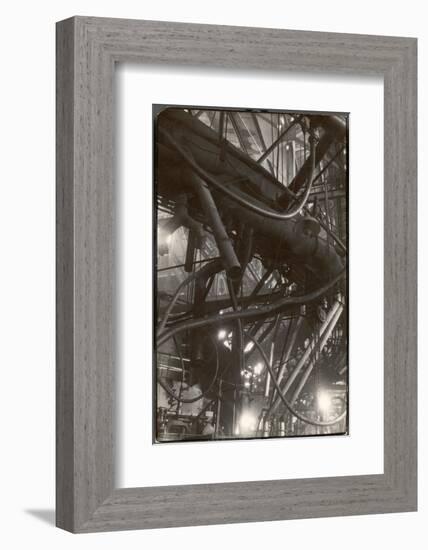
[158,109,291,200]
[161,132,343,281]
[269,314,304,414]
[247,334,347,427]
[268,299,341,414]
[161,126,316,222]
[289,304,344,407]
[157,270,345,346]
[186,168,242,281]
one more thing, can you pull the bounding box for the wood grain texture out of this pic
[56,16,417,533]
[56,17,75,532]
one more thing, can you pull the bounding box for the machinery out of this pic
[155,106,348,442]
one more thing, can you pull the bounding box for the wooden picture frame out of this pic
[56,16,417,533]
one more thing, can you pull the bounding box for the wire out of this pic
[159,127,316,221]
[157,259,221,335]
[157,269,345,346]
[158,130,347,253]
[157,256,222,273]
[157,270,199,335]
[246,334,347,427]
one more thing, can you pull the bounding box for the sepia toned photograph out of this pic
[154,105,348,443]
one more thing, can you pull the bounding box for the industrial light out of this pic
[244,341,254,353]
[219,330,233,350]
[317,390,332,414]
[239,412,257,433]
[158,227,172,256]
[253,362,263,375]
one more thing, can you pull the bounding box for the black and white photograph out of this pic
[155,106,349,443]
[1,0,421,544]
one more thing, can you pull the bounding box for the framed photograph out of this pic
[56,16,417,532]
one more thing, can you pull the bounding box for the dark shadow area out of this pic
[25,509,55,526]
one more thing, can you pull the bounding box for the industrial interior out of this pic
[155,106,348,443]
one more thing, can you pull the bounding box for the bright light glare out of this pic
[217,329,227,340]
[158,226,172,243]
[254,362,263,375]
[244,342,254,353]
[318,391,331,414]
[239,412,257,433]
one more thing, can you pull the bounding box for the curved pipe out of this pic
[289,304,344,407]
[160,127,316,221]
[218,193,344,281]
[274,301,342,403]
[157,259,222,335]
[158,133,344,280]
[186,166,242,280]
[247,334,347,427]
[158,109,347,258]
[157,269,345,346]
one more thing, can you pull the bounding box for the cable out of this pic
[157,271,199,336]
[157,269,345,346]
[159,127,316,221]
[158,123,347,254]
[246,334,347,427]
[157,259,221,335]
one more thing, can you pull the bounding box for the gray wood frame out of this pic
[56,16,417,533]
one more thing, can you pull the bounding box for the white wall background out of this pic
[0,1,424,548]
